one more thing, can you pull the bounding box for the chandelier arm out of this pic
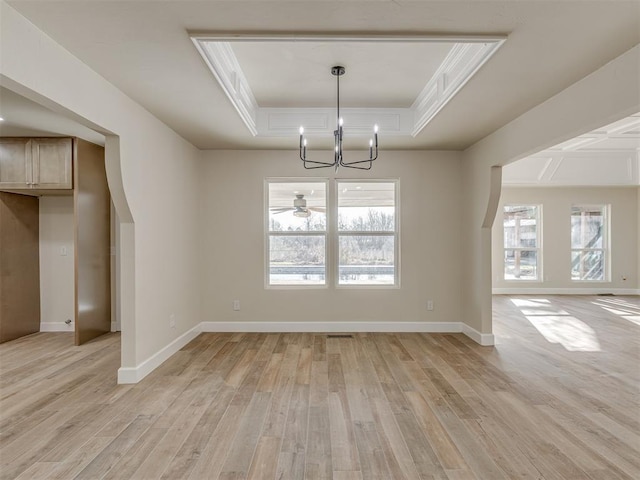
[300,156,339,167]
[339,147,379,167]
[340,161,373,170]
[303,161,339,169]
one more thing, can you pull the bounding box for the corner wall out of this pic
[1,2,202,382]
[461,45,640,335]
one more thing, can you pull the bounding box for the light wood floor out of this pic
[1,295,638,479]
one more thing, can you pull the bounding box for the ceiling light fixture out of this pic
[299,66,378,170]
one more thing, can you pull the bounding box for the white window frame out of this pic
[503,204,542,282]
[265,178,328,289]
[335,179,400,288]
[265,178,399,289]
[570,204,609,282]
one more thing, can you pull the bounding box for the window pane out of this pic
[571,206,604,249]
[503,205,538,248]
[269,182,326,232]
[269,235,325,285]
[504,249,538,280]
[338,182,395,232]
[571,250,604,281]
[339,235,394,285]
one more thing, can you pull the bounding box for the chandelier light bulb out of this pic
[303,139,307,147]
[299,126,304,135]
[339,117,344,127]
[374,124,379,133]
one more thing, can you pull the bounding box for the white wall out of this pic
[1,2,202,382]
[39,196,74,331]
[199,150,464,327]
[492,187,639,293]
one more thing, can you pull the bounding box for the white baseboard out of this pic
[202,321,494,345]
[117,320,494,384]
[462,324,495,346]
[117,324,202,384]
[200,321,462,333]
[493,288,640,295]
[40,322,74,332]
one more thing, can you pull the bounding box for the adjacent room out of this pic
[1,1,638,479]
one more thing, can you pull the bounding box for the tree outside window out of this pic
[503,205,540,280]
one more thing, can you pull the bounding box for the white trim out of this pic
[493,288,640,295]
[190,34,505,138]
[190,40,258,135]
[117,324,202,384]
[411,41,503,136]
[258,108,410,137]
[201,321,462,333]
[462,324,495,346]
[40,321,74,332]
[189,33,508,43]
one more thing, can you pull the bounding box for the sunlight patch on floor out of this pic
[511,298,550,307]
[525,315,601,351]
[592,298,640,326]
[509,298,601,351]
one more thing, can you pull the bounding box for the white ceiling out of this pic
[230,41,454,109]
[503,114,640,186]
[3,0,639,151]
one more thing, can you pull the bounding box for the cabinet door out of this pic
[32,138,72,189]
[0,192,40,343]
[0,138,32,188]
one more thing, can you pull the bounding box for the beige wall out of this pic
[462,45,640,334]
[1,2,202,377]
[492,186,639,292]
[39,196,75,330]
[199,150,464,325]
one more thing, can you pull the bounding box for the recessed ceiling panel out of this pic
[192,34,505,138]
[231,42,453,108]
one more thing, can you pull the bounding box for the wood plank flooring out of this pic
[1,295,638,479]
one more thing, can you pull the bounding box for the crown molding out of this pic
[411,41,503,136]
[191,34,505,138]
[191,39,259,135]
[503,152,640,186]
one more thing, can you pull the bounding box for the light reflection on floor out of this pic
[510,298,601,352]
[592,297,640,326]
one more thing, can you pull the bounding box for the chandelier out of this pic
[299,66,379,170]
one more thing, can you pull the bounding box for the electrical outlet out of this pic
[427,300,434,311]
[60,246,67,256]
[169,313,176,328]
[233,300,240,311]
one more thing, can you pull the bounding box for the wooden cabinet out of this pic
[0,138,110,345]
[0,138,72,191]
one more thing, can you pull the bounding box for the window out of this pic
[503,205,540,280]
[267,181,327,286]
[571,205,607,281]
[266,179,398,287]
[337,181,398,286]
